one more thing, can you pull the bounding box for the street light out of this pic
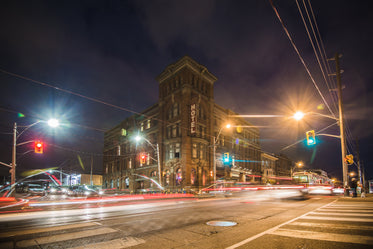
[213,124,231,183]
[291,161,303,176]
[134,135,161,187]
[8,119,60,185]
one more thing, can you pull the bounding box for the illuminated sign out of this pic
[191,103,197,134]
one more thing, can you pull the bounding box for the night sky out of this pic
[1,0,372,183]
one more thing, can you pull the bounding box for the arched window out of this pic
[176,168,182,186]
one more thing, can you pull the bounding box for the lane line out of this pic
[269,228,373,245]
[69,237,146,249]
[16,227,117,248]
[0,222,97,238]
[225,200,337,249]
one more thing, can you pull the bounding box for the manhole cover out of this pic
[206,220,237,227]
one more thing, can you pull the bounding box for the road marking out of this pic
[287,221,373,230]
[317,208,373,213]
[0,222,97,238]
[309,211,373,217]
[269,228,373,245]
[16,227,117,248]
[225,200,337,249]
[69,237,146,249]
[300,216,373,222]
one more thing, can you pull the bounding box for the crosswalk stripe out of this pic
[317,208,373,213]
[69,237,146,249]
[329,204,373,208]
[309,211,373,217]
[16,227,117,248]
[300,215,373,222]
[0,222,96,238]
[269,228,373,245]
[286,221,373,230]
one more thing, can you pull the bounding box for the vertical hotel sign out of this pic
[190,104,197,134]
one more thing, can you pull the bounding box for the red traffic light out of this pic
[140,153,146,164]
[34,140,44,154]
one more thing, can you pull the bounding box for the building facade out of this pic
[103,56,261,193]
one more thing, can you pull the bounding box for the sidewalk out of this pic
[339,193,373,202]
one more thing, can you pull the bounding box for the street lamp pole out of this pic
[213,124,231,183]
[9,119,60,185]
[135,136,161,186]
[11,122,17,185]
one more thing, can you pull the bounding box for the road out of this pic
[0,193,372,248]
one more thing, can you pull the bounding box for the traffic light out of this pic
[223,152,230,164]
[345,154,354,165]
[306,130,316,145]
[140,153,146,164]
[34,140,44,154]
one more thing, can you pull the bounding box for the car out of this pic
[46,186,69,195]
[68,185,100,197]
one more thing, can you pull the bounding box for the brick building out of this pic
[103,56,261,193]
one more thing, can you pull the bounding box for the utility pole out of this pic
[335,53,348,195]
[355,139,364,192]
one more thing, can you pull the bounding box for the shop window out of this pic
[125,177,129,188]
[176,168,182,185]
[191,168,196,185]
[164,170,170,186]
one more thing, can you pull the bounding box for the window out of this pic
[176,168,182,185]
[140,122,144,131]
[199,144,204,159]
[121,128,127,136]
[125,177,129,188]
[172,125,177,137]
[117,145,121,156]
[175,143,180,158]
[164,170,170,186]
[146,152,150,165]
[168,102,180,120]
[128,159,132,169]
[173,102,179,117]
[147,119,151,129]
[169,144,174,160]
[191,168,196,185]
[192,143,197,158]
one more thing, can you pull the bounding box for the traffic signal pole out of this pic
[11,122,17,185]
[335,53,348,195]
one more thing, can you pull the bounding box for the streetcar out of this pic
[292,170,334,195]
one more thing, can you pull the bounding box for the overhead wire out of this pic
[269,0,336,121]
[297,0,356,158]
[296,0,337,119]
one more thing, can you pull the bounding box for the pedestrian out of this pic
[350,179,357,197]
